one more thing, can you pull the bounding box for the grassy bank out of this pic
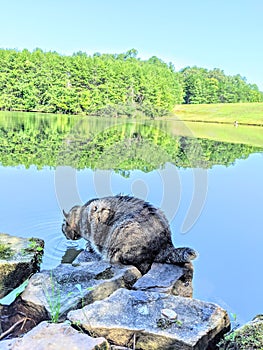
[172,102,263,126]
[155,102,263,147]
[167,121,263,147]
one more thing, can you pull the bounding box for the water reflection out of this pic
[0,111,262,171]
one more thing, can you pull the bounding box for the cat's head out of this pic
[62,205,82,240]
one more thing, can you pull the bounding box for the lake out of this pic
[0,111,262,324]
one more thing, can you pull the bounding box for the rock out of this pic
[217,315,263,349]
[72,247,102,263]
[0,261,141,338]
[0,233,44,298]
[68,288,230,350]
[161,308,178,320]
[22,261,141,319]
[133,262,193,297]
[0,295,49,340]
[0,320,109,350]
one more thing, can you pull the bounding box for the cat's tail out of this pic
[154,245,198,264]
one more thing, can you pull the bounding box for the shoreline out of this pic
[160,117,263,127]
[1,102,263,126]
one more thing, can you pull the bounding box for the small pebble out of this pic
[161,308,177,320]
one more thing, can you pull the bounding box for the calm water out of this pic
[0,111,262,324]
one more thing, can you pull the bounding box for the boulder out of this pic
[76,248,194,298]
[0,320,109,350]
[0,233,44,298]
[217,315,263,349]
[133,262,193,297]
[0,261,141,338]
[67,288,230,350]
[21,261,141,319]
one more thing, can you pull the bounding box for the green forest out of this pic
[0,48,262,117]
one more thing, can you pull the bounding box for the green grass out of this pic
[155,103,263,147]
[171,102,263,125]
[180,122,263,147]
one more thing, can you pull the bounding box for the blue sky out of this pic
[1,0,262,90]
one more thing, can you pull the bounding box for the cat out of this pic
[62,195,197,274]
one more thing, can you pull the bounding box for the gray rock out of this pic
[21,261,141,320]
[72,247,102,263]
[0,321,109,350]
[68,288,230,350]
[133,262,193,297]
[0,260,141,339]
[0,233,44,298]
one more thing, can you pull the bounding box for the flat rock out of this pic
[21,261,141,319]
[133,262,193,297]
[0,261,141,339]
[68,288,230,350]
[0,233,44,298]
[0,321,109,350]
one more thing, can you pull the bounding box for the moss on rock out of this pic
[0,243,13,259]
[218,316,263,349]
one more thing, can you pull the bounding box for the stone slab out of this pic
[68,288,230,350]
[0,321,109,350]
[0,261,141,339]
[21,261,141,319]
[133,262,193,297]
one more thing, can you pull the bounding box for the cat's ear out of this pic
[63,209,69,219]
[98,207,114,224]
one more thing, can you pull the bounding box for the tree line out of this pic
[0,48,262,117]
